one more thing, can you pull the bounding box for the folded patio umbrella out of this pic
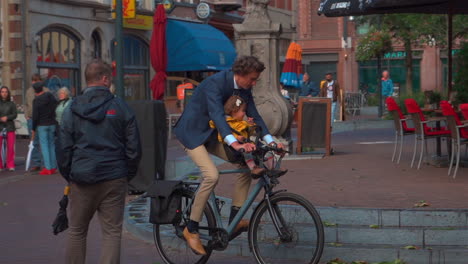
[149,4,167,100]
[25,141,33,171]
[52,185,70,235]
[280,42,304,89]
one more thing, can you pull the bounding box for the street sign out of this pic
[196,2,211,20]
[124,14,153,30]
[112,0,136,19]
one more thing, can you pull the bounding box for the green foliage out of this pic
[367,95,379,107]
[417,15,468,47]
[356,28,393,61]
[454,42,468,105]
[396,92,426,114]
[428,91,442,104]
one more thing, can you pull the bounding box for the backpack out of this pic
[145,180,183,225]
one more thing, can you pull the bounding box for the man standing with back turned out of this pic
[174,56,284,255]
[57,59,142,264]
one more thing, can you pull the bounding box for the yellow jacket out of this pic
[209,116,253,142]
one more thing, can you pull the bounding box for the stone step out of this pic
[321,244,468,264]
[125,197,468,263]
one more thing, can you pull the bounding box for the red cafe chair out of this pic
[441,102,468,178]
[460,103,468,120]
[386,97,414,164]
[404,98,450,169]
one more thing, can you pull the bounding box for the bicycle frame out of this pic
[186,159,286,242]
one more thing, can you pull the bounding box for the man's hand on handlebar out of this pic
[271,142,285,150]
[269,142,286,156]
[231,141,256,153]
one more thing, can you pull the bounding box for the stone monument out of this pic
[233,0,293,146]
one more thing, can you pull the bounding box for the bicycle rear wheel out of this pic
[153,189,216,264]
[249,192,324,264]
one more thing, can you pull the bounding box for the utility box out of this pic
[297,97,332,156]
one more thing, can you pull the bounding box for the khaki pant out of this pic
[186,141,250,222]
[65,177,127,264]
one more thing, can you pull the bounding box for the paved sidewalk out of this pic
[125,122,468,264]
[165,125,467,209]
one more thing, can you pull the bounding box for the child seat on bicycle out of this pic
[209,96,266,177]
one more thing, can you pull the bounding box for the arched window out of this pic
[36,27,81,96]
[91,30,102,59]
[111,35,149,100]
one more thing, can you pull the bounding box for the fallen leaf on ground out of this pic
[403,245,418,250]
[369,224,379,229]
[414,200,430,207]
[327,258,347,264]
[324,221,337,227]
[351,261,368,264]
[329,242,343,247]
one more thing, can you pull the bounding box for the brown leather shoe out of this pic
[230,219,249,240]
[183,227,207,255]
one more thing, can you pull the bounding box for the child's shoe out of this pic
[251,167,265,178]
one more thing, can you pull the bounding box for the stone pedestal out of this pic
[233,0,293,140]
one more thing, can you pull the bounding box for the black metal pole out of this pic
[115,0,125,99]
[377,16,383,118]
[447,12,453,96]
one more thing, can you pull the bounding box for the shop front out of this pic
[358,51,422,96]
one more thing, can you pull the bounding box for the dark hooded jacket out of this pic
[57,86,141,184]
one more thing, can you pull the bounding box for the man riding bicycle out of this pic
[174,56,284,255]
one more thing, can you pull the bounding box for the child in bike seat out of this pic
[209,95,273,176]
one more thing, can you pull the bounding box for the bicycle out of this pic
[153,128,325,264]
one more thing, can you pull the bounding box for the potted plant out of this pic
[428,91,442,109]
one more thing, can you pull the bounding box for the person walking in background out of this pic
[32,82,58,175]
[58,59,141,264]
[320,72,342,122]
[299,73,319,97]
[55,87,72,125]
[0,86,18,171]
[176,78,194,109]
[24,74,48,172]
[382,70,394,113]
[381,70,394,98]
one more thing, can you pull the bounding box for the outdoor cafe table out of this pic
[420,108,448,162]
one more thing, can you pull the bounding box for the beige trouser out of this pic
[186,141,251,222]
[65,177,127,264]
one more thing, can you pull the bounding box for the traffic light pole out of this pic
[115,0,125,99]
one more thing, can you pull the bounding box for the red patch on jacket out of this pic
[106,109,116,116]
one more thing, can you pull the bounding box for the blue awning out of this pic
[166,19,237,72]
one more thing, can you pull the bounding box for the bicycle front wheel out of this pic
[249,192,324,264]
[153,189,216,264]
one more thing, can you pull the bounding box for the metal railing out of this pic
[344,92,365,116]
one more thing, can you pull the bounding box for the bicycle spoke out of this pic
[154,189,215,264]
[250,193,324,264]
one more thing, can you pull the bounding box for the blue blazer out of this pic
[174,70,270,150]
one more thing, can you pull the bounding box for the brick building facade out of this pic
[1,0,26,103]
